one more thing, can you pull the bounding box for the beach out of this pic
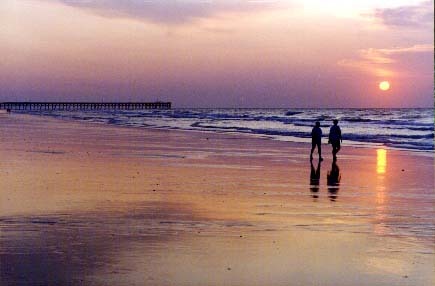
[0,113,434,286]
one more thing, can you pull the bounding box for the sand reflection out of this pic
[376,149,387,175]
[309,160,321,199]
[327,161,341,201]
[374,149,388,236]
[0,201,203,285]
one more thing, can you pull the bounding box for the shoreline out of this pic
[10,112,435,156]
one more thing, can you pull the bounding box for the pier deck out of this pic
[0,102,171,111]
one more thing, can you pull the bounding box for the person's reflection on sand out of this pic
[327,160,341,201]
[310,160,321,199]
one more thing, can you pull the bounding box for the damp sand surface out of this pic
[0,114,434,286]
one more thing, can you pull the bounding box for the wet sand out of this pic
[0,113,434,286]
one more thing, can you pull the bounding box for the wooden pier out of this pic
[0,102,171,111]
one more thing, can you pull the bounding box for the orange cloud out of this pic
[337,44,434,77]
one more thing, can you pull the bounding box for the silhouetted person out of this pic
[310,160,321,198]
[310,121,323,161]
[328,119,342,161]
[327,160,341,201]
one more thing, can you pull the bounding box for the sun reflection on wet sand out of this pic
[374,149,388,236]
[375,148,387,204]
[376,149,387,175]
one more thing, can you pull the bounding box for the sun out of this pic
[379,81,390,91]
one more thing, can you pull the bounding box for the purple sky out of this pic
[0,0,433,107]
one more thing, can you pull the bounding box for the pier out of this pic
[0,102,171,111]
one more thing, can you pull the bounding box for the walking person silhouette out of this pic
[328,119,342,161]
[310,121,323,161]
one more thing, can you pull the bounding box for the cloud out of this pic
[57,0,281,25]
[338,44,434,77]
[372,44,434,54]
[373,0,434,28]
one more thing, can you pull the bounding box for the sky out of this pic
[0,0,433,107]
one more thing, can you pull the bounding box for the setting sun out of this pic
[379,81,390,91]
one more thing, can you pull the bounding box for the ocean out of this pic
[21,108,434,152]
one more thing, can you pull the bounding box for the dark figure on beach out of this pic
[327,160,341,201]
[310,160,321,198]
[310,121,323,161]
[328,119,342,161]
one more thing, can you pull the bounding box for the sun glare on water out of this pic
[379,81,390,91]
